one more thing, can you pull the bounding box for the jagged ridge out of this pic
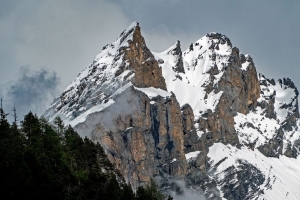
[45,23,300,200]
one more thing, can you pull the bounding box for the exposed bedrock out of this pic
[75,87,187,188]
[118,23,167,90]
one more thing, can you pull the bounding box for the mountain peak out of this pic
[44,23,300,199]
[44,22,166,125]
[119,22,167,90]
[206,32,232,47]
[167,40,182,56]
[118,22,140,44]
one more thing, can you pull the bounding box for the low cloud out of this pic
[1,67,60,120]
[165,180,207,200]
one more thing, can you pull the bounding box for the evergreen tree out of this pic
[11,103,18,127]
[104,174,122,200]
[0,99,10,134]
[136,179,167,200]
[53,116,64,136]
[0,98,5,120]
[21,112,41,147]
[0,106,28,198]
[121,182,135,200]
[136,186,147,200]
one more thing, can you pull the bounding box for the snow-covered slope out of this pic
[44,22,138,125]
[44,22,169,127]
[235,74,300,158]
[208,143,300,200]
[153,33,232,119]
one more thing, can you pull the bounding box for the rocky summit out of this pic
[45,22,300,200]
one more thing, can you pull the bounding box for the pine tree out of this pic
[146,179,166,200]
[0,106,28,199]
[21,112,41,146]
[0,101,10,139]
[10,103,19,132]
[121,182,135,200]
[136,186,147,200]
[0,98,9,123]
[53,116,64,136]
[12,103,18,124]
[104,174,122,200]
[136,179,167,200]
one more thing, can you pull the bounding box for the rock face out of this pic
[120,23,166,90]
[75,87,187,188]
[169,41,185,74]
[45,23,300,199]
[199,35,260,147]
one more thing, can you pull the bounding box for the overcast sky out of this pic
[1,0,300,117]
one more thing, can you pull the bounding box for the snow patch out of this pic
[133,86,171,98]
[69,99,114,127]
[185,151,201,161]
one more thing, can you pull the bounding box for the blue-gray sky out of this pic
[1,0,300,117]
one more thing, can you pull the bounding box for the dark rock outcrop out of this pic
[218,160,265,200]
[169,41,185,74]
